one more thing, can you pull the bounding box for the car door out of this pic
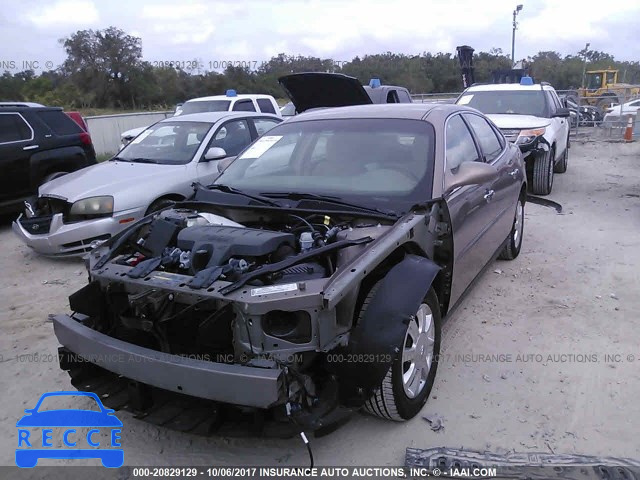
[0,112,36,203]
[546,90,569,157]
[463,113,520,250]
[196,118,252,185]
[443,113,499,305]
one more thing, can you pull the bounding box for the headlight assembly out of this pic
[516,127,546,145]
[67,196,114,222]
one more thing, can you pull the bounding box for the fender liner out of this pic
[331,254,440,402]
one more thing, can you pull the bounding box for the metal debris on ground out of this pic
[423,414,445,432]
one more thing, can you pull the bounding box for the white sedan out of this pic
[13,111,281,256]
[603,99,640,124]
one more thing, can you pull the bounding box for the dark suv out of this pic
[0,106,96,214]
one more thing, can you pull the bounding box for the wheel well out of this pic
[352,243,449,324]
[146,194,185,214]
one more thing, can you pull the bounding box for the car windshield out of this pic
[116,121,212,165]
[459,90,548,117]
[215,118,435,213]
[178,100,231,115]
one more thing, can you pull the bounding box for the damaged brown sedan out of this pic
[52,103,526,436]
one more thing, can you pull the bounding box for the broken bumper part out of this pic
[12,207,145,256]
[52,314,285,409]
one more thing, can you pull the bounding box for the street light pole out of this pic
[581,42,590,88]
[511,4,523,66]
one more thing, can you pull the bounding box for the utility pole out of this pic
[581,42,590,88]
[511,4,523,66]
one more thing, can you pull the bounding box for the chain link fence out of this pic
[556,90,639,142]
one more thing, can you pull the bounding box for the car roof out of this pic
[464,83,553,92]
[0,105,64,112]
[187,94,274,103]
[162,111,280,123]
[283,102,466,122]
[0,101,45,107]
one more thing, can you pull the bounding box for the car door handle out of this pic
[484,189,495,201]
[23,145,39,150]
[509,169,518,178]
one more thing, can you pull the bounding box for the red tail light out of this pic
[80,132,92,145]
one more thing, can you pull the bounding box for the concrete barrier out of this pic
[85,111,173,155]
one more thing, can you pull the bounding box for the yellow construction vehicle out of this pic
[579,68,640,111]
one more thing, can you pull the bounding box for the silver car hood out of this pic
[39,161,188,206]
[486,114,550,130]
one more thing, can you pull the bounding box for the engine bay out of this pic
[106,208,376,292]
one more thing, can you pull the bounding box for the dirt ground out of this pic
[1,136,639,471]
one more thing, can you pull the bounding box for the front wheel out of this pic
[554,146,568,173]
[498,194,525,260]
[363,287,441,421]
[532,149,554,195]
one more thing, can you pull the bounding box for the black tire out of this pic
[363,286,441,421]
[41,171,68,185]
[145,198,176,215]
[498,193,525,260]
[554,145,568,173]
[596,96,618,114]
[532,148,554,195]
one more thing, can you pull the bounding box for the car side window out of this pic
[386,90,400,103]
[210,119,251,156]
[545,91,561,114]
[446,114,480,172]
[256,99,276,114]
[0,113,32,143]
[463,114,503,163]
[398,90,412,103]
[253,118,280,136]
[232,100,256,112]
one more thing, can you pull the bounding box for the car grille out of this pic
[500,129,521,142]
[19,215,53,235]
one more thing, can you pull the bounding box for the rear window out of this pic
[257,98,276,114]
[179,100,231,115]
[36,110,83,135]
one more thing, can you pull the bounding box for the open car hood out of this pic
[278,72,373,113]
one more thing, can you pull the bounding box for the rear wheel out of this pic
[41,171,68,185]
[363,287,441,421]
[532,148,554,195]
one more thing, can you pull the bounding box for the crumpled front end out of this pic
[52,205,394,435]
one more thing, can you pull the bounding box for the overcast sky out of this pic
[1,0,639,74]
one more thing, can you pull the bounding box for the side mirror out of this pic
[553,108,571,118]
[445,161,499,195]
[217,156,236,173]
[203,147,227,161]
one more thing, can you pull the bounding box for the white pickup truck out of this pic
[121,91,281,146]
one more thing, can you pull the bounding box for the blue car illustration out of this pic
[16,391,123,468]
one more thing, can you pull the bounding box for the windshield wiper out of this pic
[207,184,281,207]
[110,157,159,164]
[260,191,399,218]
